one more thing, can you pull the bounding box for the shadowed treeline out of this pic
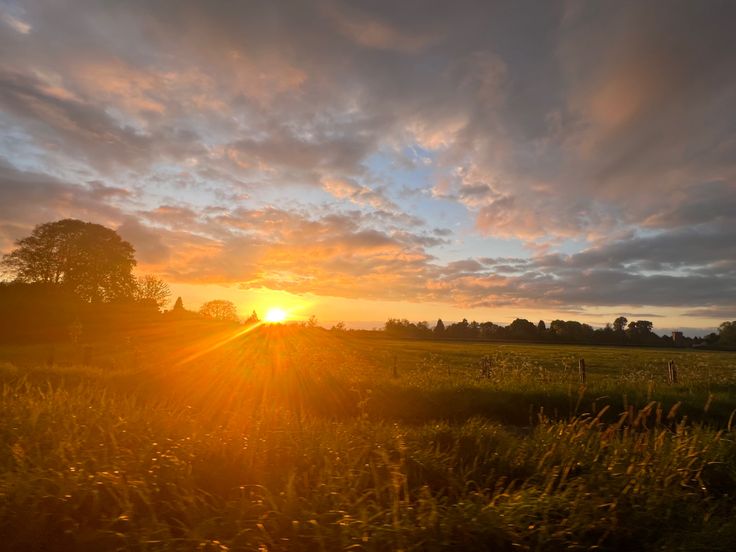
[384,317,736,349]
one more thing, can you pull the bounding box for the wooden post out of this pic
[578,358,586,385]
[392,355,398,378]
[668,360,677,384]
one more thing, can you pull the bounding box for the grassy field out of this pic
[2,328,736,550]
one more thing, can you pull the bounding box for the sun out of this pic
[264,307,287,323]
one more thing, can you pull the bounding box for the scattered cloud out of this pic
[0,1,734,324]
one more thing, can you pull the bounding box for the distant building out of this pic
[672,331,685,346]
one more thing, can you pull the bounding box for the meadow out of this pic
[2,327,736,551]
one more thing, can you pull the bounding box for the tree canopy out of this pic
[135,274,171,311]
[199,300,239,323]
[719,321,736,345]
[1,219,137,303]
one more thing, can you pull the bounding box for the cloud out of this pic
[0,158,124,231]
[1,160,734,312]
[680,308,735,319]
[116,216,170,264]
[1,0,735,319]
[322,0,439,53]
[321,177,398,211]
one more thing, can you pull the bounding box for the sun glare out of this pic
[264,307,287,323]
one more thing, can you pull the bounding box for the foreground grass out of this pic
[1,330,736,550]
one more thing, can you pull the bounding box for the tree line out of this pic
[384,316,735,348]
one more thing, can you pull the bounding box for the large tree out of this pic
[1,219,137,302]
[613,316,628,332]
[718,321,736,345]
[199,300,239,323]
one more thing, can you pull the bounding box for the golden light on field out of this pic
[264,307,288,323]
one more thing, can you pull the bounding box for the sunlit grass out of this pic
[1,331,735,550]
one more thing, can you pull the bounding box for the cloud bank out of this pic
[1,0,734,319]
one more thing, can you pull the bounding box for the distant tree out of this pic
[627,320,653,335]
[718,321,736,345]
[613,316,628,332]
[1,219,137,302]
[625,320,658,344]
[244,310,259,324]
[703,332,719,346]
[480,321,502,339]
[537,320,546,332]
[307,315,318,328]
[135,274,171,311]
[172,296,185,312]
[385,318,431,338]
[549,320,595,342]
[331,321,346,331]
[508,318,537,339]
[199,300,239,323]
[434,318,445,334]
[416,321,432,336]
[446,318,471,338]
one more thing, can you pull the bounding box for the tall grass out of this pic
[1,330,735,550]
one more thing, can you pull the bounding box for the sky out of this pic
[0,0,735,335]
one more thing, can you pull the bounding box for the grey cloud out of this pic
[1,0,735,315]
[117,216,170,264]
[681,308,736,319]
[0,71,154,169]
[0,158,123,229]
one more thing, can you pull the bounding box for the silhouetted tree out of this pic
[718,321,736,345]
[627,320,653,335]
[434,318,445,334]
[135,274,171,311]
[549,320,595,342]
[537,320,546,332]
[172,296,185,312]
[613,316,628,333]
[480,321,503,339]
[1,219,136,302]
[704,332,720,345]
[199,300,239,323]
[445,318,471,338]
[385,318,432,338]
[626,320,656,344]
[244,310,259,324]
[508,318,537,339]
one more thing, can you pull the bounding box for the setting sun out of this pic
[264,307,287,323]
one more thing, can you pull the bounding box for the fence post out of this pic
[668,360,677,384]
[578,358,586,384]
